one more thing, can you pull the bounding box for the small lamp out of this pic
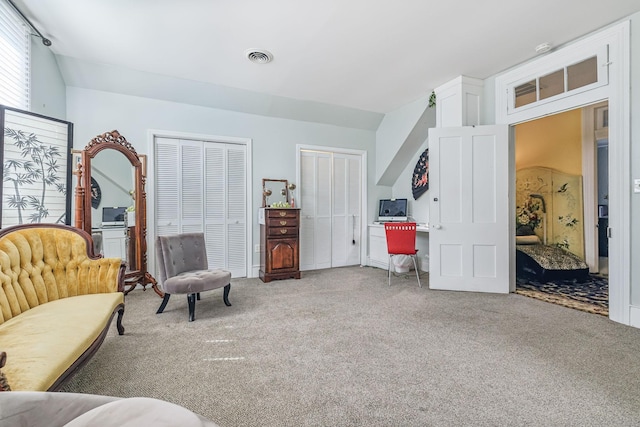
[288,183,297,207]
[263,188,272,207]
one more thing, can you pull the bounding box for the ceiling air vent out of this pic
[245,49,273,64]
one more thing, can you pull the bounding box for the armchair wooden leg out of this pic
[223,284,232,306]
[116,305,125,335]
[187,293,196,322]
[196,293,201,301]
[156,293,171,314]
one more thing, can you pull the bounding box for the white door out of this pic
[332,153,361,267]
[428,125,512,293]
[155,137,247,277]
[300,151,332,270]
[299,150,362,271]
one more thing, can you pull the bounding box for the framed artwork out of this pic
[0,105,73,227]
[412,148,429,200]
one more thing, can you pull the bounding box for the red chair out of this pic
[384,222,421,287]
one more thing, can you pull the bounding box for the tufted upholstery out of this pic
[156,233,208,283]
[0,224,125,391]
[0,225,123,325]
[156,233,231,321]
[163,269,231,295]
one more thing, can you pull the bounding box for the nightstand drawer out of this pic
[266,209,298,219]
[267,217,298,228]
[266,226,298,237]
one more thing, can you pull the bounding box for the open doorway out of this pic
[513,105,608,315]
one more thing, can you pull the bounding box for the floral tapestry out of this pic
[1,106,73,227]
[516,166,585,259]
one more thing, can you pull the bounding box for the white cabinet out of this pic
[368,225,389,269]
[101,227,127,259]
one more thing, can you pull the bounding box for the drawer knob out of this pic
[279,212,287,217]
[280,220,287,225]
[280,229,288,234]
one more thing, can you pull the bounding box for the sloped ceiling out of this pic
[13,0,640,129]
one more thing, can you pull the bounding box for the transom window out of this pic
[497,42,609,123]
[514,55,602,109]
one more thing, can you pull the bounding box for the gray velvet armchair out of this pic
[155,233,232,322]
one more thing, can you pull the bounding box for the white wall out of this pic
[66,86,376,274]
[375,95,430,185]
[30,40,66,120]
[629,11,640,306]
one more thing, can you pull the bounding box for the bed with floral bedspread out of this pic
[516,167,589,282]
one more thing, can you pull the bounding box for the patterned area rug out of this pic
[516,275,608,316]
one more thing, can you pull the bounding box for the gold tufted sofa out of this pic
[0,224,125,392]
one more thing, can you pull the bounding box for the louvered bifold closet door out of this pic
[155,137,247,278]
[332,153,361,267]
[155,138,180,236]
[203,143,246,277]
[181,141,204,233]
[205,144,225,270]
[225,145,247,277]
[299,151,332,271]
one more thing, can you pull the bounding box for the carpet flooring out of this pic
[516,275,608,316]
[60,266,640,426]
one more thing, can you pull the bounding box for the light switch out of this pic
[635,179,640,193]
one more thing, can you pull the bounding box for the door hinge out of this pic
[607,227,612,238]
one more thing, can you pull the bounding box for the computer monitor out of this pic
[102,206,127,227]
[378,198,408,222]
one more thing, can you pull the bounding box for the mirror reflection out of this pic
[262,178,288,207]
[92,150,135,228]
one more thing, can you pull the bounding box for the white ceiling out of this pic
[14,0,640,115]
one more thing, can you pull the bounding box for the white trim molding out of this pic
[495,21,631,325]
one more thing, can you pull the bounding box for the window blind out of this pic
[0,0,30,110]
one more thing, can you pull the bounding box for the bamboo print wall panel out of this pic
[0,106,73,227]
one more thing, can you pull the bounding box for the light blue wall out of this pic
[66,86,376,272]
[29,40,65,119]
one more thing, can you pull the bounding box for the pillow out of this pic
[516,225,535,236]
[516,235,541,245]
[63,397,217,427]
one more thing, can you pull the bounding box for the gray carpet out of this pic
[61,266,640,426]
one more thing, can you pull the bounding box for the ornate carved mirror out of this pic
[74,130,160,296]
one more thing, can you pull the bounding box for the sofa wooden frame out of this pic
[0,223,126,391]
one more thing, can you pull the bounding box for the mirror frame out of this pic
[262,178,288,207]
[74,130,161,296]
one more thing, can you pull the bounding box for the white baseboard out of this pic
[250,265,260,278]
[629,305,640,328]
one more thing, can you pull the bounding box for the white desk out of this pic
[369,222,429,232]
[368,223,429,271]
[92,227,127,259]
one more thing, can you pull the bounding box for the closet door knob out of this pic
[433,224,442,230]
